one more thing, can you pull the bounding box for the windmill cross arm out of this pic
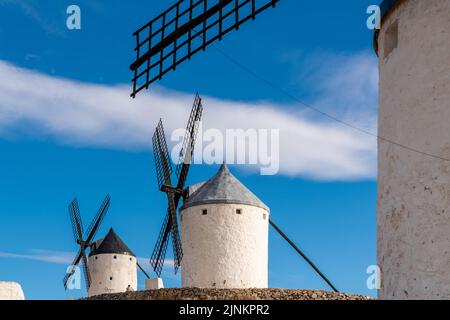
[161,185,184,195]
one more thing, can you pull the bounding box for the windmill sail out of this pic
[150,94,204,276]
[62,195,111,291]
[85,195,111,243]
[150,119,183,275]
[175,93,203,180]
[69,199,83,244]
[150,211,172,276]
[130,0,279,97]
[152,120,174,190]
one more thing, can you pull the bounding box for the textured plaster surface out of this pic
[181,203,269,289]
[88,253,137,297]
[0,282,25,300]
[378,0,450,299]
[145,278,164,290]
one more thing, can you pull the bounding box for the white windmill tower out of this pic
[180,164,270,289]
[375,0,450,299]
[88,228,138,297]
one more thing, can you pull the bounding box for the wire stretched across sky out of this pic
[207,41,450,164]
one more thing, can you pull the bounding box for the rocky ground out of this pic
[88,288,373,300]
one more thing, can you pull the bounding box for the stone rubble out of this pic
[87,288,373,300]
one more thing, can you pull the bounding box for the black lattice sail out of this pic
[63,195,111,291]
[130,0,279,97]
[150,93,203,276]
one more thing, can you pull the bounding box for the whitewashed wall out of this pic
[88,254,137,297]
[0,282,25,300]
[378,0,450,299]
[181,203,269,289]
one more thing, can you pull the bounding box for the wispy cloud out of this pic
[137,257,174,268]
[0,250,74,265]
[0,0,64,36]
[137,257,179,283]
[301,51,378,130]
[0,53,377,180]
[0,249,175,277]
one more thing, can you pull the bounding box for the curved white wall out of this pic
[0,282,25,300]
[378,0,450,299]
[181,203,269,289]
[88,253,137,297]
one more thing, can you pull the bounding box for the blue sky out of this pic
[0,0,379,299]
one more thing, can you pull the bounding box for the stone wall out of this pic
[87,288,372,300]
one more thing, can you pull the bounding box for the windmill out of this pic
[150,93,203,276]
[131,0,338,293]
[63,195,111,290]
[149,94,338,291]
[63,195,151,293]
[130,0,279,97]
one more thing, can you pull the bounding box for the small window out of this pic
[129,257,132,261]
[95,256,98,260]
[384,20,398,59]
[110,276,113,281]
[236,209,242,215]
[202,209,208,215]
[263,213,267,220]
[113,255,117,259]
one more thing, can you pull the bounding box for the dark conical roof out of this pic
[89,228,135,257]
[182,164,269,211]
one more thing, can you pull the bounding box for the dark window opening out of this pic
[384,20,398,59]
[202,209,208,215]
[110,276,113,281]
[236,209,242,215]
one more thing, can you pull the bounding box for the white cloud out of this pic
[0,54,377,180]
[0,249,74,265]
[304,51,378,131]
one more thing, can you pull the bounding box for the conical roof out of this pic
[89,228,135,257]
[182,164,269,211]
